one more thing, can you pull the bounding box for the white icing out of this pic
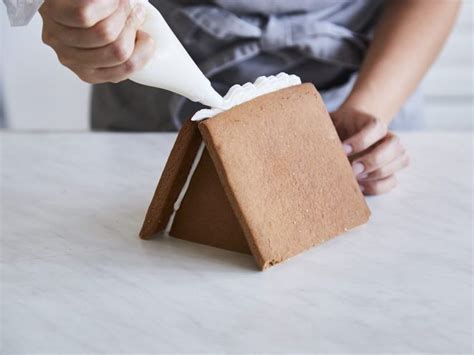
[165,73,302,235]
[165,142,205,235]
[191,72,301,121]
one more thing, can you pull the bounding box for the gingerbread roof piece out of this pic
[140,83,370,270]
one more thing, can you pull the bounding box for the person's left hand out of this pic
[330,106,410,195]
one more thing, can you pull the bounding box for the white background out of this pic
[1,1,472,131]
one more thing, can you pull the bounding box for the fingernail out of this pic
[359,184,365,192]
[352,162,365,176]
[358,173,368,180]
[343,144,352,155]
[135,4,147,23]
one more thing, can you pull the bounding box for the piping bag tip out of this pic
[198,87,225,110]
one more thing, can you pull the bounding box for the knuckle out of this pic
[365,153,381,169]
[79,75,94,84]
[57,54,72,67]
[122,57,138,73]
[41,29,53,45]
[373,119,388,136]
[391,134,400,144]
[358,136,370,150]
[75,71,93,84]
[370,181,385,195]
[110,41,132,62]
[370,168,384,180]
[362,181,376,195]
[95,22,118,43]
[74,1,96,27]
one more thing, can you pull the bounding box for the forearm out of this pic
[342,0,461,124]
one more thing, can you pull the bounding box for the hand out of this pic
[39,0,155,84]
[330,106,410,195]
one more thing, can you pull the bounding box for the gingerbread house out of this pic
[139,83,370,270]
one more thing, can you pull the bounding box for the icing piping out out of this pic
[191,72,301,121]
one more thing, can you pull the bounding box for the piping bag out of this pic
[128,0,224,109]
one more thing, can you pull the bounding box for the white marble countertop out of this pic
[1,132,472,354]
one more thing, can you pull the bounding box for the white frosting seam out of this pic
[164,141,205,235]
[191,72,302,122]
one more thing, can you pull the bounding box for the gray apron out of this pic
[91,0,423,131]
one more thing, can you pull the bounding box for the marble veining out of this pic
[1,132,472,353]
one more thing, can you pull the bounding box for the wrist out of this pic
[341,89,393,125]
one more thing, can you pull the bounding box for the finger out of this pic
[76,31,154,83]
[359,175,398,196]
[343,119,387,156]
[44,0,130,48]
[44,0,121,28]
[58,4,147,69]
[351,132,403,177]
[359,151,410,181]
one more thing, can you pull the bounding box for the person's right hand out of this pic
[39,0,155,84]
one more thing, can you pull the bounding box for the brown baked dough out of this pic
[139,83,371,270]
